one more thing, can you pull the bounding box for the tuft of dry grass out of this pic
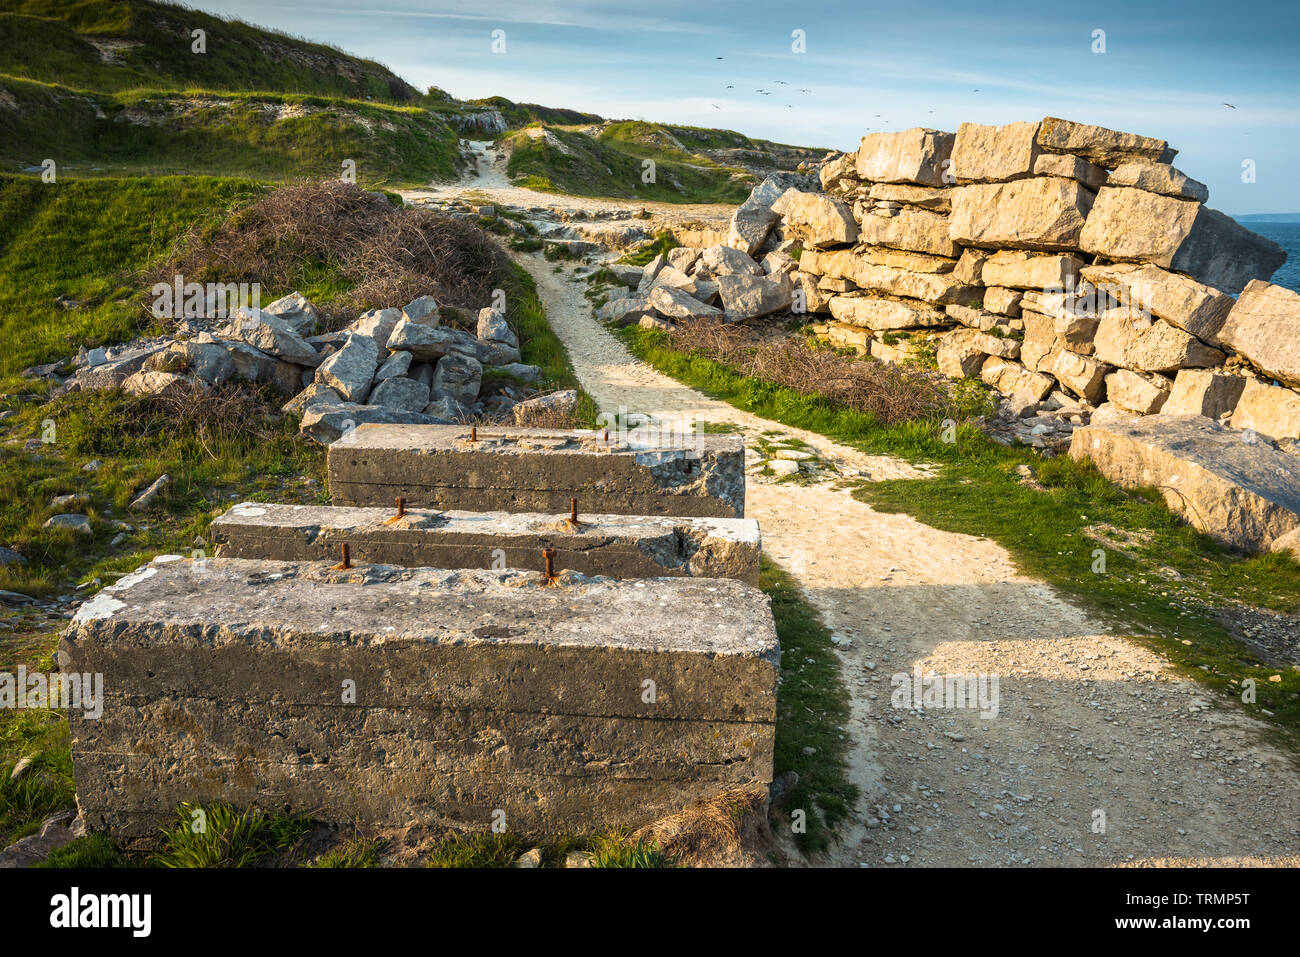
[665,319,957,426]
[151,180,512,328]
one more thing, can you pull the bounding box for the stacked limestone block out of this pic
[782,116,1291,448]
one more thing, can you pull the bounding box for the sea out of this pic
[1238,222,1300,293]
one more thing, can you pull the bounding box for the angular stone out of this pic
[979,250,1084,290]
[346,308,403,353]
[952,248,990,286]
[1093,310,1225,374]
[771,189,858,248]
[829,296,949,331]
[824,322,872,352]
[866,183,951,212]
[374,350,413,382]
[856,128,955,187]
[728,173,807,255]
[211,502,761,586]
[431,352,483,406]
[984,287,1023,318]
[222,309,321,365]
[980,357,1054,401]
[856,206,959,257]
[368,376,431,413]
[60,557,778,837]
[477,307,518,350]
[666,247,700,273]
[1070,416,1300,551]
[1036,116,1175,168]
[1079,188,1286,294]
[510,390,579,425]
[121,370,205,398]
[262,291,320,337]
[328,425,746,518]
[314,334,380,402]
[1031,153,1106,190]
[1106,161,1208,202]
[402,295,440,324]
[1105,369,1172,414]
[847,262,975,306]
[648,285,723,321]
[299,402,449,444]
[1080,262,1234,343]
[597,298,653,326]
[1217,281,1300,388]
[44,513,92,536]
[937,328,988,378]
[388,318,481,362]
[819,152,858,192]
[949,177,1095,251]
[1163,369,1246,419]
[1229,379,1300,441]
[1049,350,1109,403]
[635,254,667,294]
[1019,311,1057,373]
[951,121,1041,183]
[282,383,341,414]
[696,245,764,279]
[717,273,793,322]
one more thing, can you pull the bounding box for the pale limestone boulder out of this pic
[829,296,949,331]
[857,206,958,257]
[1049,350,1109,403]
[431,351,482,406]
[635,253,667,294]
[949,177,1095,251]
[1080,262,1234,343]
[1036,116,1175,168]
[696,244,764,279]
[1106,161,1208,202]
[937,328,987,378]
[222,308,321,366]
[347,307,404,353]
[1031,153,1106,191]
[970,331,1020,359]
[717,273,794,322]
[477,307,518,349]
[1216,281,1300,388]
[979,250,1084,290]
[795,273,832,314]
[984,287,1023,317]
[859,246,957,274]
[1229,378,1300,441]
[648,285,723,321]
[856,128,955,186]
[826,322,872,352]
[1163,369,1246,419]
[1019,312,1057,373]
[314,334,381,402]
[121,370,207,398]
[1070,415,1300,552]
[952,248,990,285]
[950,121,1041,183]
[866,183,951,212]
[1051,311,1100,354]
[666,247,700,273]
[771,189,858,248]
[847,262,976,305]
[1269,526,1300,560]
[262,291,320,337]
[401,295,440,325]
[368,375,431,414]
[596,298,652,326]
[1093,309,1225,374]
[819,152,859,192]
[728,174,805,255]
[980,356,1054,401]
[1078,188,1286,294]
[1105,369,1171,414]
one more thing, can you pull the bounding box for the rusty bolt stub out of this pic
[333,542,353,570]
[542,547,557,582]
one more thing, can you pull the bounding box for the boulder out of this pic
[1078,188,1286,294]
[402,295,440,325]
[648,286,723,321]
[1018,312,1056,373]
[858,246,956,274]
[666,247,700,273]
[728,174,807,255]
[984,287,1023,317]
[1048,350,1109,403]
[512,389,580,425]
[866,183,951,212]
[314,334,381,402]
[374,350,413,382]
[262,291,320,337]
[477,307,518,349]
[43,513,92,536]
[770,189,858,248]
[1070,415,1300,552]
[388,318,480,361]
[857,206,959,257]
[949,177,1095,251]
[155,339,236,385]
[848,262,977,305]
[431,352,483,406]
[856,128,955,186]
[1228,378,1300,441]
[1031,153,1106,190]
[1036,116,1175,168]
[819,152,858,192]
[1216,281,1300,388]
[1104,369,1172,414]
[717,273,794,322]
[368,375,432,413]
[597,297,654,326]
[1105,161,1208,202]
[1080,262,1233,343]
[980,356,1054,401]
[950,121,1041,183]
[635,254,667,294]
[1092,309,1225,374]
[299,402,449,444]
[952,248,990,286]
[1162,369,1246,419]
[222,309,321,366]
[830,296,949,331]
[121,370,206,398]
[696,244,764,279]
[282,382,342,414]
[937,328,987,378]
[347,308,403,352]
[979,250,1084,290]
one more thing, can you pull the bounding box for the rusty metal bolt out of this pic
[570,497,578,524]
[396,496,406,518]
[333,542,353,570]
[471,425,478,442]
[542,547,557,581]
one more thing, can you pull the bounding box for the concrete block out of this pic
[210,502,761,585]
[327,425,746,518]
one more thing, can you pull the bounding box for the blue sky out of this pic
[197,0,1300,213]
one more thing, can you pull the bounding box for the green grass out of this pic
[36,833,130,868]
[425,832,526,868]
[508,263,598,427]
[623,325,1300,744]
[308,837,389,868]
[152,803,313,867]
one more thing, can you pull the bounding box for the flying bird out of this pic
[712,104,721,110]
[774,80,788,85]
[798,88,811,93]
[725,84,734,89]
[1224,102,1237,109]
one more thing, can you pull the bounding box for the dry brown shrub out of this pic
[144,383,282,456]
[630,784,779,868]
[151,180,512,330]
[666,319,956,425]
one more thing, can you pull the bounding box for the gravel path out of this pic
[402,164,1300,868]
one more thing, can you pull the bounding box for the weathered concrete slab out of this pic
[1070,416,1300,552]
[211,502,761,585]
[62,557,779,836]
[328,425,746,518]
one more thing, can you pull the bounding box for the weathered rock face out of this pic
[1070,416,1300,551]
[867,183,951,212]
[949,177,1095,251]
[1092,309,1225,374]
[431,352,483,406]
[696,244,765,279]
[222,310,321,366]
[347,307,403,352]
[829,296,948,331]
[314,334,380,402]
[263,291,320,337]
[770,188,858,247]
[1104,369,1171,414]
[1049,350,1109,403]
[1032,153,1107,190]
[856,128,956,186]
[936,328,987,378]
[387,318,479,362]
[368,375,431,413]
[1079,188,1286,294]
[979,250,1084,290]
[1163,369,1246,419]
[717,273,793,322]
[648,285,722,321]
[1080,262,1233,343]
[1106,161,1208,202]
[1036,116,1175,168]
[981,356,1054,401]
[728,173,808,255]
[857,205,959,257]
[1217,280,1300,388]
[60,557,778,837]
[476,307,518,350]
[328,425,747,518]
[950,121,1041,183]
[211,502,762,585]
[1229,378,1300,441]
[597,298,653,326]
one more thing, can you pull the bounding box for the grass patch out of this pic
[425,832,525,868]
[36,832,130,868]
[153,803,312,868]
[309,836,389,868]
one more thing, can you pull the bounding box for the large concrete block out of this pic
[1070,416,1300,551]
[61,557,780,836]
[211,502,761,585]
[327,425,746,518]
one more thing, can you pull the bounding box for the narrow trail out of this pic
[402,162,1300,868]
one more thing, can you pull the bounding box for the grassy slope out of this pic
[622,326,1300,743]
